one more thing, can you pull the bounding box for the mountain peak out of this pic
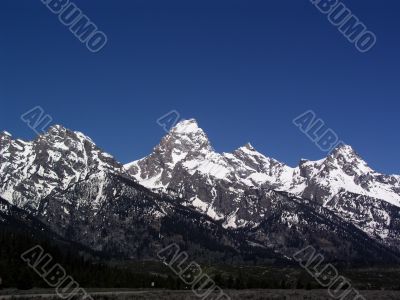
[1,131,12,137]
[329,143,363,162]
[171,119,200,134]
[47,124,67,134]
[162,118,213,153]
[323,143,375,178]
[235,142,258,154]
[49,124,65,130]
[42,124,95,144]
[332,143,356,155]
[243,142,255,151]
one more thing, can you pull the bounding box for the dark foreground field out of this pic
[2,289,400,300]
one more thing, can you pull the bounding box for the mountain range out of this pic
[1,120,400,265]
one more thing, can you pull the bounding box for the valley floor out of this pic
[1,289,400,300]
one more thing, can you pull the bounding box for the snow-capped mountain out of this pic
[297,145,400,207]
[0,126,276,262]
[0,125,124,212]
[125,119,294,192]
[1,122,400,264]
[126,119,400,206]
[125,119,400,242]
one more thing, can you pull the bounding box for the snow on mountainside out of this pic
[0,125,124,211]
[126,119,295,192]
[297,145,400,207]
[2,123,400,262]
[126,119,400,206]
[125,119,400,230]
[125,119,215,188]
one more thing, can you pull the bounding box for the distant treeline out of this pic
[1,226,399,291]
[0,226,319,290]
[0,227,165,290]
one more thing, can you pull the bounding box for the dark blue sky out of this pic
[1,0,399,174]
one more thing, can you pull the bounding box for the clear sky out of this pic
[1,0,399,174]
